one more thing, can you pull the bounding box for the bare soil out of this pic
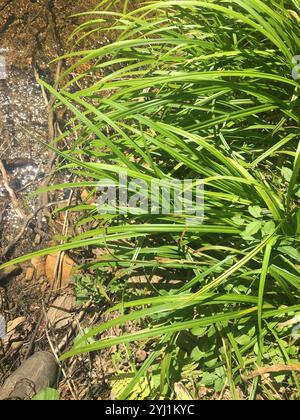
[0,0,116,400]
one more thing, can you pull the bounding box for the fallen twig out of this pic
[33,60,62,236]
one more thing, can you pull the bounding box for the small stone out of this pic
[25,267,35,281]
[31,256,45,278]
[135,350,147,363]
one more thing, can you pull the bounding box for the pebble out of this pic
[25,267,34,281]
[135,350,147,363]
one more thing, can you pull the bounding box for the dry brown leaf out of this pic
[45,253,77,290]
[248,364,300,379]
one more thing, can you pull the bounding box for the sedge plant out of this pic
[1,0,300,399]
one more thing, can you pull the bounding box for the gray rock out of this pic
[0,351,58,400]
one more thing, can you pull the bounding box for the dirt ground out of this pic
[0,0,102,255]
[0,0,101,66]
[0,0,116,400]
